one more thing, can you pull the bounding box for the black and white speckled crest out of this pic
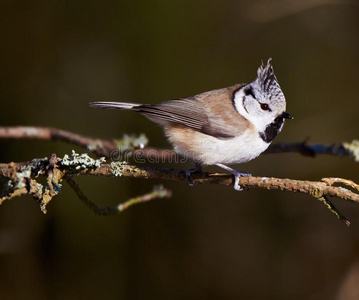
[257,58,277,91]
[255,58,284,105]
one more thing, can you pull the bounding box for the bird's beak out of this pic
[281,112,293,120]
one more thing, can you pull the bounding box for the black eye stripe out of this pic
[242,96,249,114]
[244,87,256,99]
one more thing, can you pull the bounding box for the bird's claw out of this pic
[185,164,202,187]
[215,163,251,191]
[233,175,243,191]
[185,170,196,186]
[233,172,251,191]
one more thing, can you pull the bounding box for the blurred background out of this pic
[0,0,359,299]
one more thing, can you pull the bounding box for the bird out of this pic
[89,59,292,190]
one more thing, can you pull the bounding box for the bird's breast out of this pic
[165,126,270,165]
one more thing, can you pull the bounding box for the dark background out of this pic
[1,1,359,299]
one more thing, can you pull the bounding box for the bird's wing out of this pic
[136,84,249,139]
[136,97,207,131]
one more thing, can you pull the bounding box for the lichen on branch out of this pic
[0,126,358,225]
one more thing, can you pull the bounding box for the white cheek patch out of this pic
[233,89,250,119]
[233,89,267,133]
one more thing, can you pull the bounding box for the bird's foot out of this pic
[185,163,202,186]
[215,164,251,191]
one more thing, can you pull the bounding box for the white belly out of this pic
[168,129,270,165]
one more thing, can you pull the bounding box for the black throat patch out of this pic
[259,117,284,143]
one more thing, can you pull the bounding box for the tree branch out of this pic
[0,154,358,225]
[0,126,117,157]
[65,173,172,215]
[0,126,358,160]
[0,126,358,225]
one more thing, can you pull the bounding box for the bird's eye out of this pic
[260,103,270,111]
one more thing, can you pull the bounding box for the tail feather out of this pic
[89,102,141,110]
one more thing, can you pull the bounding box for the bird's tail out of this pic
[89,101,141,110]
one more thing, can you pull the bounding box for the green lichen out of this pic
[310,188,322,198]
[129,165,139,173]
[61,150,106,169]
[20,157,48,178]
[110,161,128,177]
[343,139,359,162]
[114,133,149,151]
[87,141,104,152]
